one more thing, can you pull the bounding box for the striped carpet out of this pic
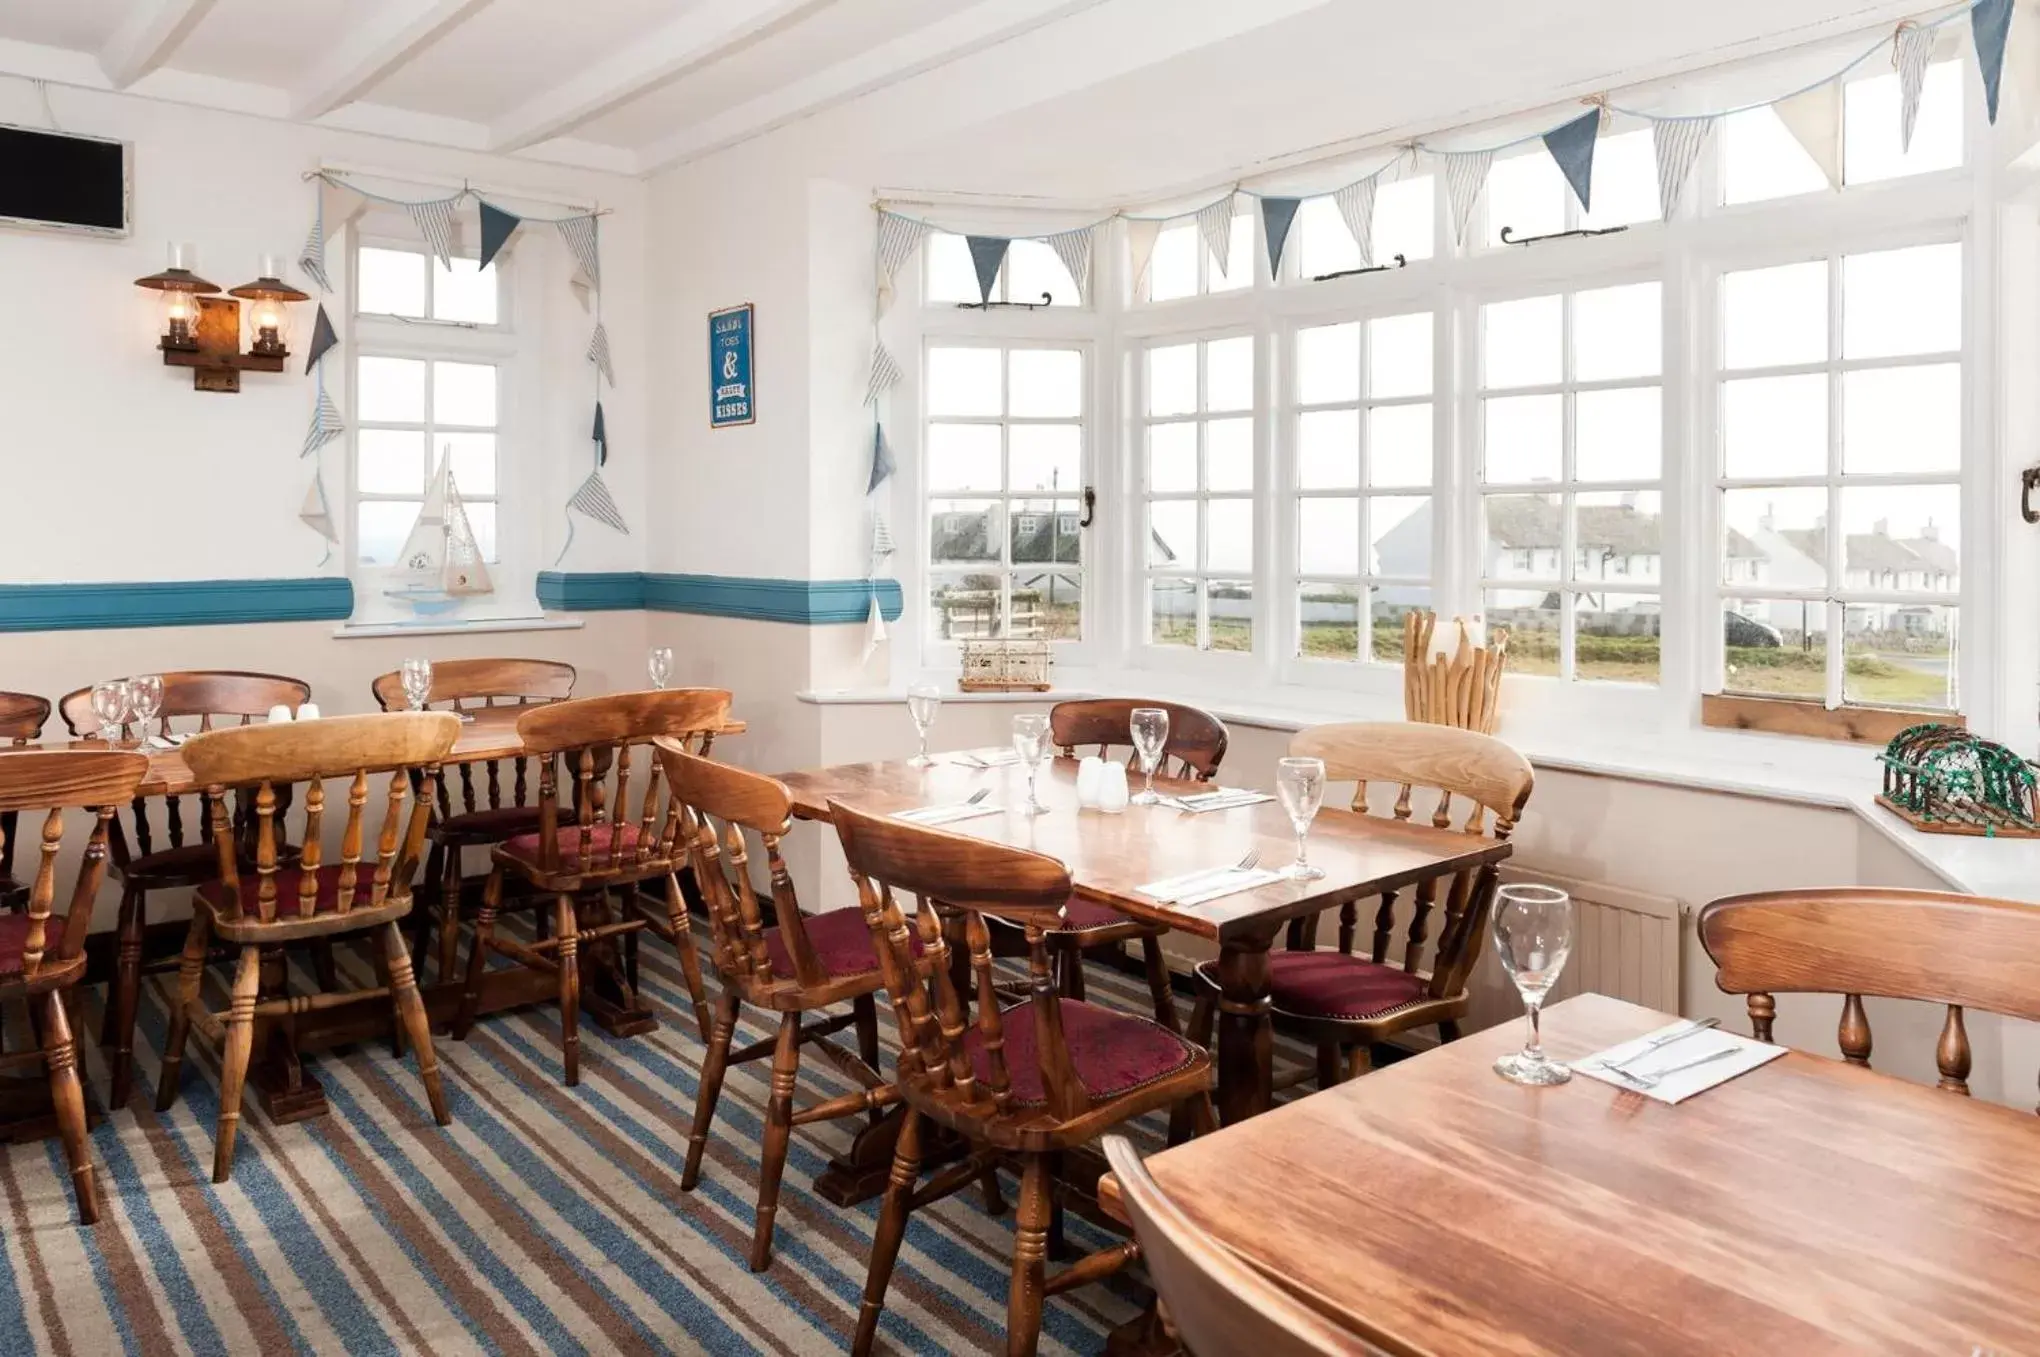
[0,928,1240,1356]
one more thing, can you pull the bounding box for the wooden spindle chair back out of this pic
[371,658,575,823]
[1050,698,1227,781]
[1700,888,2040,1109]
[0,692,51,899]
[0,750,150,981]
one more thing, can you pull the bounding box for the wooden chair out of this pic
[1700,887,2040,1108]
[1101,1136,1384,1357]
[0,749,150,1223]
[663,745,936,1272]
[453,689,729,1086]
[831,798,1214,1357]
[0,692,51,911]
[156,711,459,1182]
[371,659,576,986]
[60,670,311,1107]
[1187,722,1534,1089]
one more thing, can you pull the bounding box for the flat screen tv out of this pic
[0,124,130,237]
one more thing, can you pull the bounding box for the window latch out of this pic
[2022,467,2040,524]
[1078,486,1096,528]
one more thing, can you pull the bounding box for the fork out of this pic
[1166,849,1261,898]
[1600,1046,1738,1091]
[1599,1018,1720,1073]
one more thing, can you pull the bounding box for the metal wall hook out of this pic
[2020,466,2040,524]
[956,291,1054,311]
[1499,224,1629,247]
[1312,255,1407,283]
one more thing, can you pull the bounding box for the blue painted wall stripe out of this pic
[0,578,353,633]
[535,571,644,612]
[641,573,903,625]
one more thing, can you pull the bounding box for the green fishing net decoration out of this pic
[1877,723,2040,836]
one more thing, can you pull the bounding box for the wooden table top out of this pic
[1097,992,2040,1356]
[775,752,1509,944]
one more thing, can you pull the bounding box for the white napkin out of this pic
[1170,788,1276,813]
[894,802,1004,826]
[946,749,1020,768]
[1139,864,1284,905]
[1571,1023,1786,1104]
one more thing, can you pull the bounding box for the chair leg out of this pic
[453,867,503,1040]
[853,993,885,1128]
[106,883,147,1108]
[1346,1043,1374,1082]
[1138,933,1181,1033]
[155,911,212,1112]
[681,990,738,1191]
[1317,1038,1343,1091]
[368,936,402,1059]
[1438,1019,1463,1043]
[1186,989,1215,1051]
[852,1107,922,1357]
[1007,1153,1052,1357]
[435,843,465,986]
[664,873,711,1042]
[556,893,581,1087]
[41,989,98,1225]
[1056,936,1086,1002]
[212,946,263,1183]
[385,922,450,1126]
[750,1012,801,1272]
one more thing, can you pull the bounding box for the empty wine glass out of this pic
[1012,713,1050,816]
[1275,756,1326,880]
[906,684,942,768]
[90,679,132,744]
[400,657,433,711]
[648,646,675,690]
[1491,884,1575,1087]
[127,674,164,748]
[1128,707,1169,806]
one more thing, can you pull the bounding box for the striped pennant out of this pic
[871,505,896,561]
[301,385,343,458]
[1334,173,1379,267]
[1651,116,1714,220]
[865,339,903,407]
[567,468,628,533]
[406,198,459,269]
[875,211,931,298]
[1441,149,1493,246]
[1126,218,1163,293]
[1195,195,1235,277]
[1045,225,1093,303]
[586,323,614,387]
[1895,21,1937,150]
[298,216,330,293]
[556,216,601,290]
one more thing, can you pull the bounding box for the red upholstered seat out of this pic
[196,863,385,919]
[438,805,549,839]
[0,912,64,974]
[501,822,641,868]
[966,999,1199,1106]
[113,841,222,887]
[765,906,922,981]
[1198,952,1431,1020]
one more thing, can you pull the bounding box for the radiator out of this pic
[1465,866,1684,1034]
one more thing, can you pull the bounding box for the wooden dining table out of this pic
[776,750,1510,1202]
[1096,992,2040,1356]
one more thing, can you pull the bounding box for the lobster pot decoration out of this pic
[1877,724,2040,838]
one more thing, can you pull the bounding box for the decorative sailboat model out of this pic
[385,447,492,617]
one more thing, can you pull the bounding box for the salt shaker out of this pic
[1098,761,1130,813]
[297,702,321,721]
[266,704,294,724]
[1077,756,1105,808]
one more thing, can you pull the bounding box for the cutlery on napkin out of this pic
[894,790,1001,826]
[1140,852,1282,905]
[1572,1022,1786,1104]
[1173,788,1276,813]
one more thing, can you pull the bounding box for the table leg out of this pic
[1214,934,1274,1126]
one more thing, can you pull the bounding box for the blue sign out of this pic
[709,303,755,428]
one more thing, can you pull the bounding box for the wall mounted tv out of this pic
[0,124,130,237]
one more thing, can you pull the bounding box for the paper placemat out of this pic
[945,749,1020,768]
[1571,1023,1786,1104]
[894,802,1004,826]
[1139,864,1283,905]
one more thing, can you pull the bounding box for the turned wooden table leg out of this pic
[1214,933,1274,1127]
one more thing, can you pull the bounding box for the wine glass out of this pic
[90,679,132,744]
[1128,707,1169,806]
[400,657,433,711]
[906,684,942,768]
[1275,756,1326,880]
[1490,884,1575,1086]
[648,646,675,690]
[127,674,164,748]
[1012,713,1051,816]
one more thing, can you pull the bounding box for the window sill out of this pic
[332,615,584,640]
[1700,693,1961,745]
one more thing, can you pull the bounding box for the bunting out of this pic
[407,198,459,268]
[303,305,338,375]
[1046,226,1093,303]
[1196,196,1235,277]
[1441,150,1493,246]
[1651,117,1714,220]
[568,268,595,313]
[1974,0,2014,124]
[862,506,896,661]
[1126,218,1163,293]
[301,386,344,459]
[557,216,601,289]
[868,423,896,494]
[298,213,330,294]
[876,212,932,304]
[1543,108,1602,212]
[565,469,629,534]
[865,340,903,406]
[966,235,1010,303]
[1774,82,1843,188]
[1333,175,1379,267]
[1260,197,1301,277]
[478,201,520,272]
[591,402,608,465]
[587,322,614,387]
[1896,21,1937,151]
[299,475,338,565]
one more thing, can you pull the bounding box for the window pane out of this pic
[1149,224,1198,302]
[1369,312,1432,398]
[1010,424,1080,492]
[1010,500,1061,563]
[357,356,426,423]
[1209,215,1252,293]
[1369,404,1432,487]
[1723,261,1826,369]
[1844,603,1955,708]
[1575,491,1661,585]
[441,431,497,496]
[1297,322,1360,405]
[1374,175,1434,262]
[1483,394,1562,483]
[1006,240,1078,306]
[928,347,1002,416]
[1299,409,1360,489]
[1842,364,1961,474]
[1149,501,1197,567]
[1299,583,1361,660]
[926,235,980,305]
[1371,495,1430,576]
[432,257,498,324]
[1575,387,1662,482]
[930,500,999,563]
[433,361,496,427]
[1021,570,1082,639]
[1147,344,1197,417]
[357,247,426,318]
[1576,594,1661,684]
[928,423,1003,491]
[462,502,498,563]
[1009,348,1082,417]
[1723,374,1827,479]
[1148,422,1198,493]
[1484,151,1565,248]
[1579,130,1660,229]
[932,573,1004,639]
[357,501,420,566]
[356,428,427,494]
[1489,590,1559,675]
[1207,581,1253,651]
[1840,484,1960,589]
[1724,599,1827,698]
[1206,418,1254,492]
[1483,294,1562,388]
[1052,501,1083,565]
[1722,107,1828,206]
[1206,499,1253,573]
[1484,493,1562,581]
[1843,243,1960,359]
[1299,498,1360,576]
[1205,336,1254,412]
[1722,486,1828,589]
[1296,197,1360,279]
[1149,577,1197,646]
[1573,282,1660,381]
[1845,62,1962,184]
[1370,587,1432,662]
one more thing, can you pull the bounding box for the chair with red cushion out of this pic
[0,692,50,914]
[1187,722,1534,1090]
[831,797,1214,1357]
[661,747,938,1273]
[156,712,460,1182]
[453,689,730,1086]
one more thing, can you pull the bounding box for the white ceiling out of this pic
[0,0,1941,190]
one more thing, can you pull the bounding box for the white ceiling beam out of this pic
[98,0,217,89]
[292,0,499,121]
[487,0,833,153]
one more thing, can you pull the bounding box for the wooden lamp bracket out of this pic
[160,296,288,393]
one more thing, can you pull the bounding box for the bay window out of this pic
[1141,335,1257,652]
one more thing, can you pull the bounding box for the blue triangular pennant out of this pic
[1974,0,2015,124]
[303,304,337,374]
[478,201,520,272]
[868,423,896,494]
[1260,197,1301,277]
[592,402,607,465]
[1543,108,1601,212]
[966,236,1009,303]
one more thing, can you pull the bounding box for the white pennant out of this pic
[871,507,896,562]
[557,216,601,290]
[1126,218,1163,294]
[299,475,338,544]
[865,340,903,407]
[861,593,889,662]
[876,212,932,310]
[1441,150,1493,246]
[586,323,614,387]
[1045,226,1093,303]
[1196,196,1235,277]
[1773,82,1843,188]
[567,268,595,313]
[406,198,459,268]
[1333,174,1379,267]
[301,387,344,458]
[1895,22,1937,151]
[1651,117,1715,220]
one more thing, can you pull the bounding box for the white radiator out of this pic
[1465,866,1684,1033]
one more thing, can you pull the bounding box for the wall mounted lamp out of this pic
[134,245,308,393]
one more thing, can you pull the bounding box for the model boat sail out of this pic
[385,446,492,616]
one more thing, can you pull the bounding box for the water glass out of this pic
[648,646,675,690]
[127,674,164,747]
[400,657,433,711]
[1012,713,1050,816]
[1275,756,1326,880]
[906,684,942,768]
[1128,707,1169,806]
[90,679,132,744]
[1490,884,1575,1086]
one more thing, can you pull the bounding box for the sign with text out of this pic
[709,303,756,428]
